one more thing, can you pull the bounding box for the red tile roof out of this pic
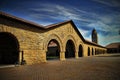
[106,42,120,48]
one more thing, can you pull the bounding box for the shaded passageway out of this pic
[92,48,94,55]
[78,45,83,57]
[0,32,19,65]
[65,40,75,58]
[46,39,60,60]
[88,47,90,56]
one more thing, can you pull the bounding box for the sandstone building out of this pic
[106,42,120,53]
[0,11,107,65]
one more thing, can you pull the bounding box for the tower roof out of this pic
[92,28,97,33]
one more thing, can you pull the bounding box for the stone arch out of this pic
[64,35,77,58]
[44,34,62,52]
[92,48,94,55]
[88,47,90,56]
[46,39,60,60]
[65,40,75,58]
[44,34,62,60]
[0,32,20,64]
[78,44,83,57]
[63,35,77,51]
[95,49,97,55]
[96,49,98,54]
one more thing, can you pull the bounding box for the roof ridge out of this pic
[85,40,105,48]
[106,42,120,46]
[0,11,105,48]
[0,11,45,29]
[45,20,72,29]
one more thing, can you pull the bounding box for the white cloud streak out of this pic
[28,3,120,46]
[93,0,120,7]
[87,21,118,32]
[78,28,91,41]
[29,4,96,22]
[99,33,120,46]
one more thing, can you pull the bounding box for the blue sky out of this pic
[0,0,120,46]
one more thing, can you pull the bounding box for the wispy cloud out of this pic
[29,3,97,23]
[87,21,118,32]
[78,28,91,41]
[99,33,120,46]
[1,0,120,46]
[23,0,120,45]
[93,0,120,7]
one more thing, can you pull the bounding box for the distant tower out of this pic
[92,29,98,44]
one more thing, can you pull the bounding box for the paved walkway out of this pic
[0,53,120,80]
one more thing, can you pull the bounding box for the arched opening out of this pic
[94,49,96,55]
[88,47,90,56]
[46,39,60,60]
[92,48,94,55]
[0,32,19,65]
[78,45,83,57]
[98,49,100,54]
[95,49,97,55]
[65,40,75,58]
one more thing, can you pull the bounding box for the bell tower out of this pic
[92,28,98,44]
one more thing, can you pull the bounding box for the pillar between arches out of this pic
[75,50,79,59]
[19,51,22,65]
[60,51,65,60]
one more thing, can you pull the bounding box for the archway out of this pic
[65,40,75,58]
[88,47,90,56]
[46,39,60,60]
[78,45,83,57]
[0,32,19,65]
[95,48,97,55]
[92,48,94,55]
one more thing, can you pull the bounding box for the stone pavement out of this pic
[0,53,120,80]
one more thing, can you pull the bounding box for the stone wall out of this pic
[0,17,46,64]
[0,15,107,65]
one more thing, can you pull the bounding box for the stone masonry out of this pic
[0,11,107,65]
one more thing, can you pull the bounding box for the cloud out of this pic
[26,3,120,46]
[28,3,120,46]
[29,3,98,23]
[29,4,120,31]
[1,0,120,47]
[4,1,119,46]
[78,28,91,41]
[30,3,102,23]
[98,33,120,46]
[87,21,114,32]
[93,0,120,7]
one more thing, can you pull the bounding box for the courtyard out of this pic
[0,53,120,80]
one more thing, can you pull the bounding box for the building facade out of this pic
[0,11,107,65]
[106,42,120,53]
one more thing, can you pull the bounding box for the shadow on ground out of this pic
[0,53,120,80]
[95,54,120,57]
